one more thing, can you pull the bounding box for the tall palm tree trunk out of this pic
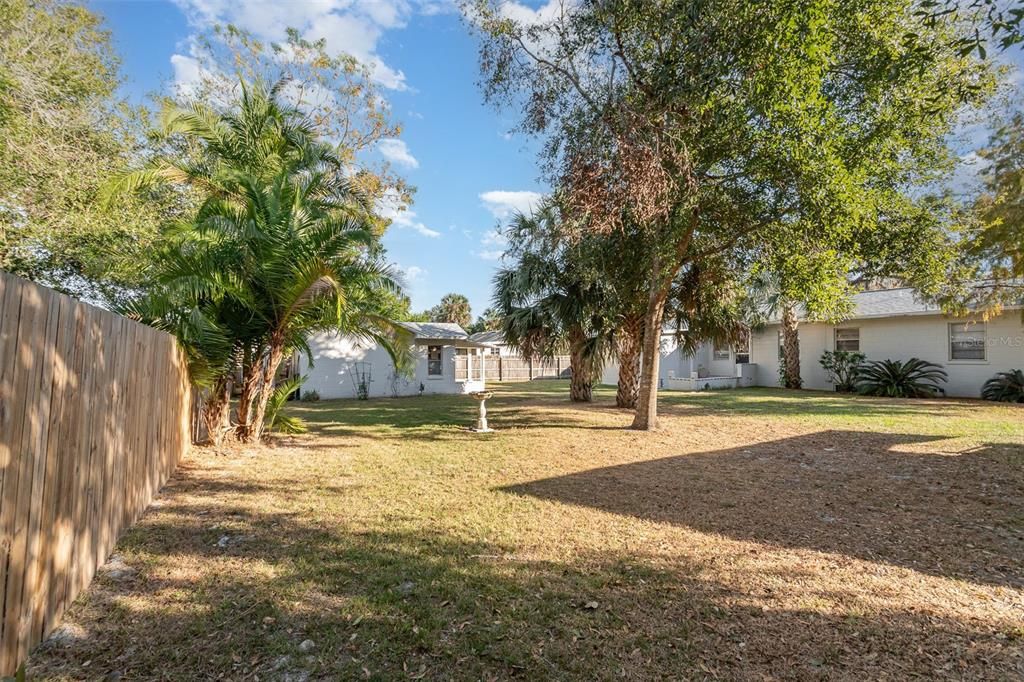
[781,304,802,389]
[235,348,263,439]
[568,327,593,402]
[631,276,670,431]
[615,314,643,409]
[241,334,286,443]
[202,375,232,445]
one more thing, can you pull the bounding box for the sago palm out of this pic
[981,369,1024,403]
[856,358,948,398]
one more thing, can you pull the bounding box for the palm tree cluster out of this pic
[112,78,409,443]
[493,203,613,402]
[493,201,749,407]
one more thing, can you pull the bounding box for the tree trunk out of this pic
[202,376,232,445]
[568,327,593,402]
[234,348,263,440]
[240,339,286,443]
[615,314,643,409]
[781,304,802,389]
[630,273,670,431]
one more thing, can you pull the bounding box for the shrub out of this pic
[981,369,1024,403]
[300,389,320,402]
[820,350,865,393]
[266,376,308,436]
[856,358,947,398]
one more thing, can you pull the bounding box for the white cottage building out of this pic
[601,287,1024,398]
[298,322,491,399]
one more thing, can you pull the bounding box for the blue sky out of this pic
[90,0,550,319]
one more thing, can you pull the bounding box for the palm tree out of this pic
[211,169,409,442]
[110,77,411,442]
[430,293,472,328]
[494,205,611,402]
[744,269,803,389]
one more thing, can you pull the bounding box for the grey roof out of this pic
[469,330,505,344]
[397,322,468,340]
[777,285,1019,324]
[845,287,942,319]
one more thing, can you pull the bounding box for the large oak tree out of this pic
[469,0,991,429]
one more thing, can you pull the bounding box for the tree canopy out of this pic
[0,0,176,301]
[470,0,993,428]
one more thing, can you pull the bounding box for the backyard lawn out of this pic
[27,382,1024,680]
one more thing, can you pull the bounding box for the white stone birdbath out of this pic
[468,390,494,432]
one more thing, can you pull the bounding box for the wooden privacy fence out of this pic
[0,271,191,675]
[455,354,572,382]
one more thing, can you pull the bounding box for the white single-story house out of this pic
[602,287,1024,398]
[600,326,759,391]
[298,322,491,399]
[750,287,1023,397]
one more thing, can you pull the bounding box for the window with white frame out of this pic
[713,341,730,361]
[949,322,986,360]
[427,345,443,376]
[835,328,860,352]
[777,331,785,359]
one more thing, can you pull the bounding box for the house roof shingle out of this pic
[468,330,505,344]
[397,322,468,340]
[846,287,942,319]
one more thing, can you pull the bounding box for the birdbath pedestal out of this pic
[468,391,494,432]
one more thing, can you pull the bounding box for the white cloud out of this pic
[399,264,427,281]
[169,53,204,96]
[479,190,544,219]
[378,189,441,238]
[171,0,412,91]
[473,228,508,261]
[481,229,507,246]
[378,138,419,168]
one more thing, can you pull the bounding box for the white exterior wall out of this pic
[299,332,485,399]
[751,312,1024,397]
[601,336,740,386]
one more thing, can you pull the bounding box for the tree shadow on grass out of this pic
[502,430,1024,589]
[26,472,1024,681]
[650,386,1014,421]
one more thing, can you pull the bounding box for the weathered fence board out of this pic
[0,271,191,675]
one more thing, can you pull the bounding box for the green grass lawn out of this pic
[27,383,1024,680]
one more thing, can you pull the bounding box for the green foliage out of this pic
[116,77,413,440]
[946,111,1024,316]
[820,350,866,393]
[0,0,176,300]
[429,293,472,329]
[493,201,613,398]
[300,388,321,403]
[175,24,411,225]
[981,369,1024,403]
[470,0,993,427]
[468,306,503,334]
[266,375,307,435]
[856,358,948,398]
